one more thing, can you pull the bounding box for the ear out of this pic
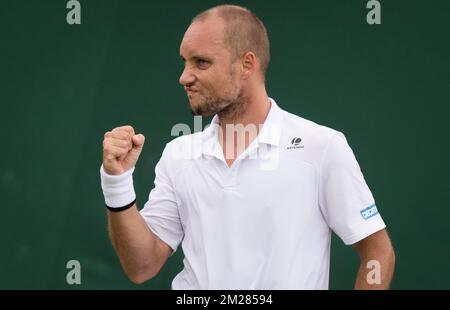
[241,51,257,79]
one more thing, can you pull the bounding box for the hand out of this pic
[102,125,145,175]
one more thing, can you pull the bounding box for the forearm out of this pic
[354,247,395,289]
[108,204,161,283]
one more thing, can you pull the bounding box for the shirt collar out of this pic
[201,97,284,158]
[257,97,283,146]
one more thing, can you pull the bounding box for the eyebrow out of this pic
[180,54,213,62]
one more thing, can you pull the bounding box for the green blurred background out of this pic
[0,0,449,289]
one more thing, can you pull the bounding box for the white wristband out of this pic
[100,165,136,209]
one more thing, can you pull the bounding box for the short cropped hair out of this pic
[193,5,270,79]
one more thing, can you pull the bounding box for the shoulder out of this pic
[157,131,204,173]
[279,109,358,176]
[166,131,204,153]
[280,109,343,152]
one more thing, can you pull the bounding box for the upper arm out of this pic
[151,234,174,275]
[155,236,173,257]
[140,143,184,253]
[352,228,394,259]
[319,133,386,245]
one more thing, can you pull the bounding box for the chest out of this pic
[173,156,319,219]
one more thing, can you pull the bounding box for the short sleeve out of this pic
[140,144,184,252]
[319,132,386,245]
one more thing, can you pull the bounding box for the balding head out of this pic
[192,5,270,79]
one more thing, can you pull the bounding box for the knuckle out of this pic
[112,127,123,133]
[114,131,129,140]
[125,126,135,135]
[112,125,134,135]
[103,143,114,154]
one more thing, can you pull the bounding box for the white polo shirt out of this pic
[140,98,386,289]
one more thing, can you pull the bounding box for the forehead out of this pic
[180,17,227,57]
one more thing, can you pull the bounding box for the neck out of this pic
[217,86,271,164]
[218,86,271,129]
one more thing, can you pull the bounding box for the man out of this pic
[100,5,395,289]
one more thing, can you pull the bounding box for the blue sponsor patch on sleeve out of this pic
[360,204,379,220]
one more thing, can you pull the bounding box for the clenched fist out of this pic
[102,125,145,175]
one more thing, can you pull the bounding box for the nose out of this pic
[179,66,196,86]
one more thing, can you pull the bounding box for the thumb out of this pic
[132,134,145,149]
[126,134,145,162]
[121,134,145,170]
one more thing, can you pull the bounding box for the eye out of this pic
[196,59,210,68]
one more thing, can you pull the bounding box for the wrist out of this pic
[100,165,136,210]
